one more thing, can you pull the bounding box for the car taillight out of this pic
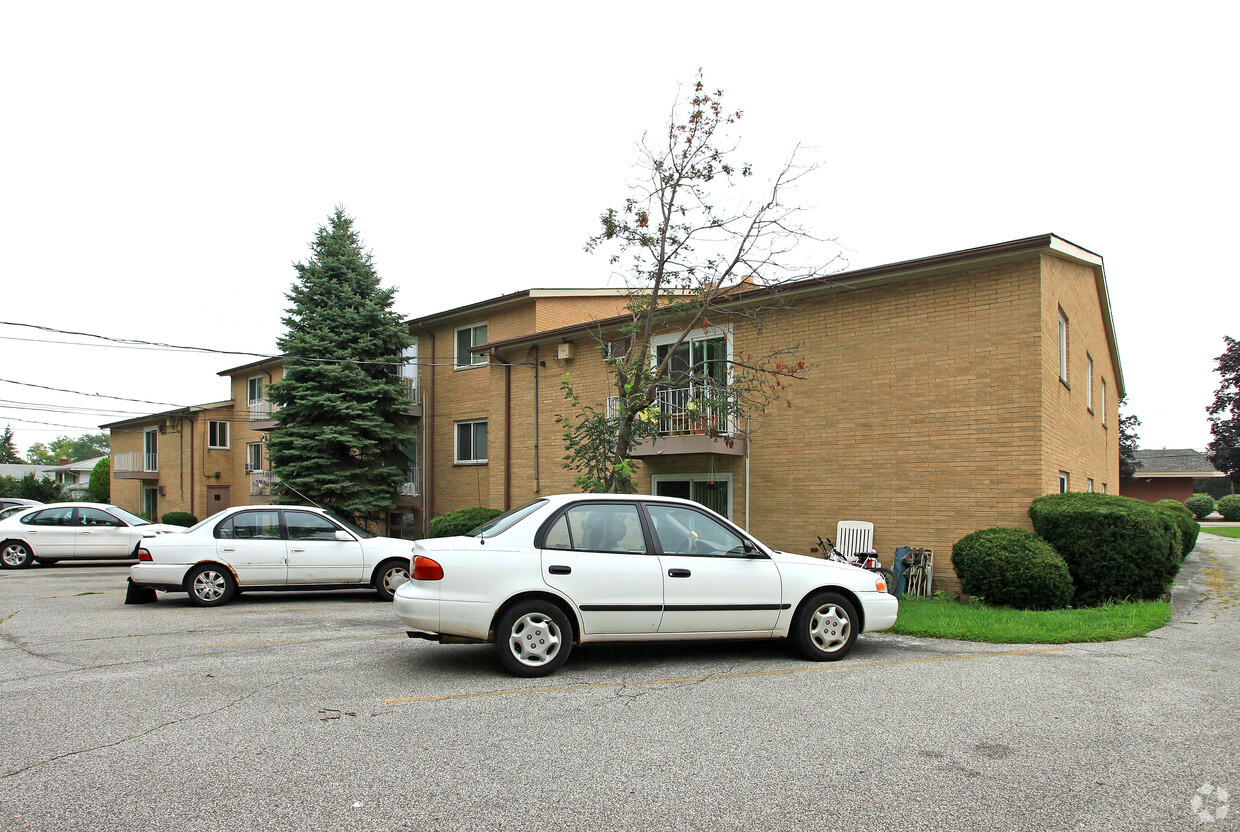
[137,547,152,562]
[412,556,444,581]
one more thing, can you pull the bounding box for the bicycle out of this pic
[817,536,895,594]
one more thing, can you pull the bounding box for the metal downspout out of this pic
[491,347,512,511]
[418,325,435,539]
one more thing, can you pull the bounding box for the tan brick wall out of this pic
[417,258,1123,596]
[1039,253,1119,495]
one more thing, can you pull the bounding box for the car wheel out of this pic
[186,564,237,607]
[1,541,35,569]
[790,591,858,661]
[373,559,410,602]
[35,558,60,566]
[495,601,573,677]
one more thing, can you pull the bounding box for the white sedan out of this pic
[129,505,414,606]
[0,503,185,568]
[394,493,898,677]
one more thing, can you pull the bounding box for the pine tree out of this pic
[266,208,413,518]
[0,425,21,464]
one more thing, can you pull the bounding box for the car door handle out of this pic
[221,546,236,552]
[668,568,692,578]
[290,547,306,553]
[548,565,571,575]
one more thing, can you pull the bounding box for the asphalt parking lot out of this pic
[2,537,1238,832]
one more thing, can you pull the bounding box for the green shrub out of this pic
[1155,500,1199,557]
[1217,494,1240,522]
[88,458,110,503]
[429,507,503,537]
[1029,493,1180,606]
[160,512,198,527]
[951,528,1073,610]
[1185,493,1216,521]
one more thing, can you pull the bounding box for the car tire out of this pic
[790,591,858,661]
[35,558,60,566]
[185,564,237,607]
[373,559,410,602]
[495,600,573,677]
[1,541,36,569]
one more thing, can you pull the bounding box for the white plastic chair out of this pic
[836,520,876,557]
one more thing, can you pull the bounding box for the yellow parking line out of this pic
[198,635,405,647]
[94,605,363,619]
[384,648,1065,703]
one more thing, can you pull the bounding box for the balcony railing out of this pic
[114,452,158,473]
[249,399,279,421]
[400,377,420,405]
[249,470,278,496]
[398,467,421,498]
[607,385,738,437]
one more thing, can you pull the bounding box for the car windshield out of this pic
[324,511,377,539]
[107,506,153,526]
[468,500,547,537]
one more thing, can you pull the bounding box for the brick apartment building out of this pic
[105,234,1122,591]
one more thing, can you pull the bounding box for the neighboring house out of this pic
[0,463,50,481]
[1120,449,1225,503]
[104,234,1123,591]
[41,456,106,499]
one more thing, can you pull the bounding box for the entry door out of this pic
[206,486,231,517]
[539,503,663,635]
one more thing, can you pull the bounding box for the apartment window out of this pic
[246,442,263,472]
[208,420,230,449]
[1100,378,1107,427]
[1102,483,1108,494]
[1057,308,1069,386]
[455,419,488,464]
[652,474,733,520]
[1087,478,1095,493]
[455,323,488,368]
[1086,354,1094,412]
[1059,471,1070,493]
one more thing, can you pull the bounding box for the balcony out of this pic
[397,467,422,504]
[400,378,423,417]
[248,398,280,430]
[606,386,746,457]
[113,452,159,479]
[249,470,278,497]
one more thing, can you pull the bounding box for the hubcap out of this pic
[508,612,562,667]
[2,544,30,567]
[193,570,227,601]
[383,566,409,594]
[809,604,850,653]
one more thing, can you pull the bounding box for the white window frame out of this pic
[1100,378,1107,427]
[1086,354,1094,412]
[1057,308,1069,385]
[208,420,230,449]
[454,322,489,369]
[246,442,263,472]
[247,376,264,404]
[1087,478,1094,493]
[650,325,734,384]
[454,419,488,464]
[1059,471,1070,493]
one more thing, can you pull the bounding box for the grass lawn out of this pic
[890,594,1171,644]
[1202,527,1240,539]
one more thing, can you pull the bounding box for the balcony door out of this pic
[652,474,732,520]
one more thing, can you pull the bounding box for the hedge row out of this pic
[429,506,504,537]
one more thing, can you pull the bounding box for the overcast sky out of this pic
[2,1,1237,458]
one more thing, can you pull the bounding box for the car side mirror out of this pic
[335,530,355,542]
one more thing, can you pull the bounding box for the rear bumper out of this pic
[129,562,189,591]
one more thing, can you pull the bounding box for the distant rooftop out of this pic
[1132,449,1224,477]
